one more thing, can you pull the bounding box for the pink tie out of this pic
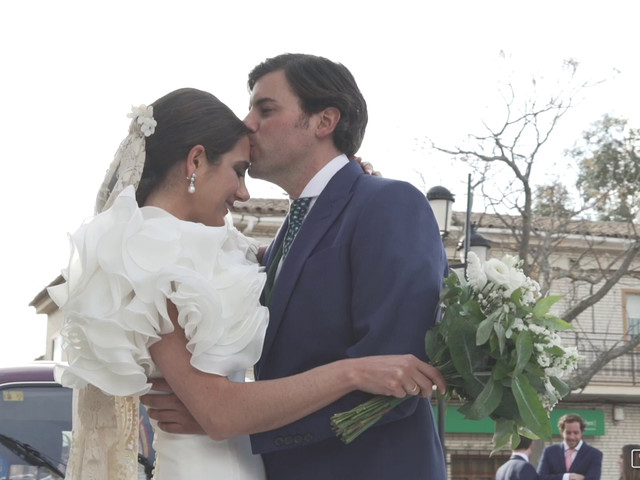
[565,448,575,471]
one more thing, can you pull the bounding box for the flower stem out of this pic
[330,395,409,444]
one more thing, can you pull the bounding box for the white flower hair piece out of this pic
[127,104,157,137]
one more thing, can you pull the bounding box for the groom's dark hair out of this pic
[248,53,368,158]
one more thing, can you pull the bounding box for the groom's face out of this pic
[244,70,315,187]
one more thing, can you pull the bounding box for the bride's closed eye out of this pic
[235,161,250,178]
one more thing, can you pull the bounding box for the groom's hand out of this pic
[140,378,206,435]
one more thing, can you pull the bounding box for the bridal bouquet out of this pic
[331,252,581,452]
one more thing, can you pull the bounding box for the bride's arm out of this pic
[148,301,445,441]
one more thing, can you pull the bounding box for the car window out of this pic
[0,383,155,479]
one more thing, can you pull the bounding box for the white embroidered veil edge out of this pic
[65,108,153,480]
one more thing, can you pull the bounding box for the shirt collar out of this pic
[513,452,529,462]
[297,154,349,199]
[563,440,583,451]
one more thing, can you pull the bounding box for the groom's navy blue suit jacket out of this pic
[250,160,448,480]
[537,442,603,480]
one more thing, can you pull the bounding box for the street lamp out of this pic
[426,186,455,239]
[469,229,492,261]
[428,177,491,272]
[457,225,492,264]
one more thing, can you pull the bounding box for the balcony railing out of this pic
[565,331,639,386]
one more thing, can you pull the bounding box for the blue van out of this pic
[0,362,155,479]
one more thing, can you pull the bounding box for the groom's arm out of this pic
[141,379,206,435]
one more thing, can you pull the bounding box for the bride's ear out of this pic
[185,145,206,177]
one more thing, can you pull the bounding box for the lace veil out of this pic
[94,105,156,214]
[65,105,156,480]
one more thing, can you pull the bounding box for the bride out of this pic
[49,88,444,480]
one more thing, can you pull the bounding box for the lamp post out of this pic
[426,185,455,239]
[426,175,491,460]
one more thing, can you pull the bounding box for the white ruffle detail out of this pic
[50,186,268,397]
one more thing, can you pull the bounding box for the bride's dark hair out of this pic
[136,88,249,206]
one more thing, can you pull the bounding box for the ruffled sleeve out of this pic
[50,186,269,397]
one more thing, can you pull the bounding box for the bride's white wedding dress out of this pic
[49,186,269,480]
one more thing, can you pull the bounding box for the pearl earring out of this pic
[187,173,196,194]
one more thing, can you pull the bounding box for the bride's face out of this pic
[193,136,251,226]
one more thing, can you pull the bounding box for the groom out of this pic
[146,54,448,479]
[242,53,447,479]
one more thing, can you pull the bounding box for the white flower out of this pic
[511,317,526,331]
[127,104,157,137]
[501,255,519,269]
[466,251,488,289]
[483,257,512,289]
[503,269,527,297]
[537,352,551,368]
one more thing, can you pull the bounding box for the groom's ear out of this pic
[315,107,341,139]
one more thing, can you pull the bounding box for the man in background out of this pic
[495,435,538,480]
[537,413,603,480]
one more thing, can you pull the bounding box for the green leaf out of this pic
[448,315,485,375]
[492,361,510,381]
[458,372,487,400]
[463,379,503,420]
[510,288,524,307]
[494,322,506,354]
[523,361,545,377]
[550,376,571,398]
[491,418,516,455]
[525,372,545,392]
[437,308,455,338]
[538,315,574,331]
[514,331,533,375]
[440,283,460,304]
[512,374,552,440]
[533,295,562,317]
[492,389,519,421]
[547,345,565,357]
[461,299,484,322]
[425,328,445,362]
[476,315,496,346]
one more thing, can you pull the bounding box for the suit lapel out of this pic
[259,161,361,366]
[569,443,587,472]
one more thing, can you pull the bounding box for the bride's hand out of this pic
[347,354,445,399]
[140,378,206,435]
[352,156,382,176]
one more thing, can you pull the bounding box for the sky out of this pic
[1,0,638,365]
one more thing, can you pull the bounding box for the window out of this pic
[624,292,640,338]
[451,454,510,480]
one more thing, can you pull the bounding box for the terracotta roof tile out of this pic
[457,212,638,239]
[231,198,288,216]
